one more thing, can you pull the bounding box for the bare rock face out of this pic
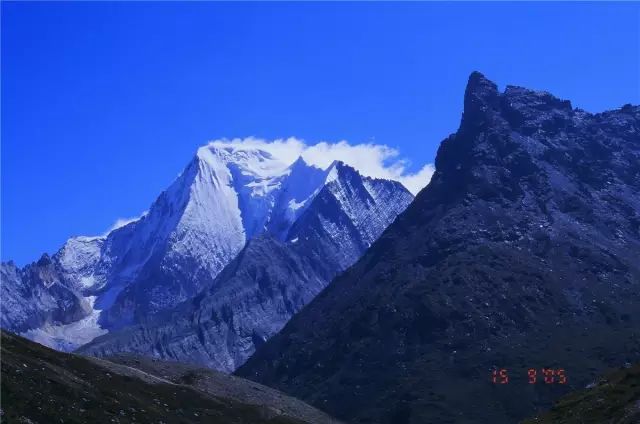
[1,256,90,334]
[237,73,640,424]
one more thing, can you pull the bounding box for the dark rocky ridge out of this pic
[237,72,640,424]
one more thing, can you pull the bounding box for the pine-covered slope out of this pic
[78,163,413,372]
[237,73,640,424]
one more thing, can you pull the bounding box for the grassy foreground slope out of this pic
[522,364,640,424]
[0,330,338,424]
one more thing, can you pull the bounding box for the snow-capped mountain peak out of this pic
[78,155,415,371]
[2,142,415,352]
[265,156,330,239]
[197,143,289,180]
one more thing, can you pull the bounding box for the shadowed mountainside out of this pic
[237,72,640,424]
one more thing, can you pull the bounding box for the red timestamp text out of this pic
[491,368,567,384]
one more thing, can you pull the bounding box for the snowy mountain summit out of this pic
[2,143,414,353]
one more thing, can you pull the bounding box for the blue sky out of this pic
[2,2,639,265]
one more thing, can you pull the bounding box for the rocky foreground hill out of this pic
[0,330,340,423]
[522,363,640,424]
[237,72,640,423]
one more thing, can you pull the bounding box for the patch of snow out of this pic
[56,236,105,290]
[78,275,98,289]
[288,198,307,212]
[75,235,106,242]
[21,296,107,352]
[267,157,330,239]
[324,161,340,183]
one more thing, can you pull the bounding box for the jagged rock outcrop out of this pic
[1,257,89,334]
[237,72,640,424]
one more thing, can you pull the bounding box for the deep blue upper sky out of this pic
[2,2,639,265]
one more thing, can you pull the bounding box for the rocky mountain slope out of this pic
[1,145,412,356]
[1,257,93,350]
[78,162,412,372]
[521,363,640,424]
[107,354,341,424]
[237,72,640,423]
[0,330,340,424]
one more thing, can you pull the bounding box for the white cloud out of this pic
[103,213,146,236]
[209,137,434,195]
[396,163,436,195]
